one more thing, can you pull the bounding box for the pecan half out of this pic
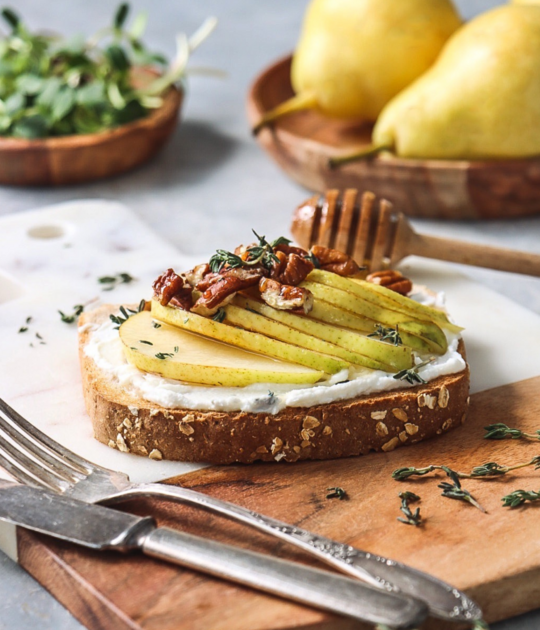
[192,268,262,316]
[273,243,309,257]
[271,252,314,286]
[153,269,193,309]
[259,277,314,314]
[367,270,412,296]
[311,245,360,276]
[184,263,210,288]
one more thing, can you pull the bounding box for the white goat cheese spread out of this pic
[83,288,465,415]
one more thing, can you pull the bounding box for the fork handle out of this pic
[117,482,481,623]
[140,526,426,629]
[409,232,540,277]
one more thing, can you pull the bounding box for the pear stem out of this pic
[328,144,393,169]
[252,92,318,136]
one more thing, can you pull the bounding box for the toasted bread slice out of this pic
[79,305,470,464]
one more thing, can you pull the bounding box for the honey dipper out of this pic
[291,189,540,276]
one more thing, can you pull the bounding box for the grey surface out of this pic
[0,0,539,629]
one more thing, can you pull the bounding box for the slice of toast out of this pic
[79,305,470,465]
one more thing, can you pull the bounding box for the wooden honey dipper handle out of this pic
[291,189,540,277]
[405,231,540,277]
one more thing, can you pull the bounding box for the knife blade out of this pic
[0,480,427,629]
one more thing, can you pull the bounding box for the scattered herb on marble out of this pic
[369,324,402,346]
[502,489,540,508]
[58,304,84,324]
[326,487,347,500]
[109,299,146,328]
[18,325,28,333]
[484,422,540,442]
[98,272,136,291]
[393,358,433,385]
[18,315,32,333]
[0,4,216,139]
[212,308,226,323]
[397,491,422,527]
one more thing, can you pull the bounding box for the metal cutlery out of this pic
[0,397,482,624]
[0,480,427,629]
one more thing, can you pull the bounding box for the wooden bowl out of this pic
[0,69,182,186]
[247,55,540,220]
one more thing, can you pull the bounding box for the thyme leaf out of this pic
[502,489,540,508]
[59,304,84,324]
[98,272,136,291]
[438,482,486,513]
[393,358,433,385]
[484,422,540,442]
[155,352,173,360]
[212,308,226,323]
[326,487,347,500]
[368,324,402,346]
[109,299,146,328]
[397,491,422,526]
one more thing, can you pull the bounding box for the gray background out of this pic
[1,1,539,628]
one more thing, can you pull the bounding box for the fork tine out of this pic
[0,398,94,475]
[0,438,71,492]
[0,402,88,483]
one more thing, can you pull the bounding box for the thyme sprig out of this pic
[326,487,347,500]
[98,272,136,291]
[484,422,540,442]
[208,231,292,273]
[109,299,146,328]
[438,481,486,513]
[397,491,422,526]
[393,456,540,482]
[502,489,540,508]
[368,324,402,346]
[393,358,434,385]
[58,304,84,324]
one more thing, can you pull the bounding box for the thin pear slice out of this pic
[399,321,448,354]
[308,269,462,333]
[234,296,413,372]
[302,281,420,328]
[120,311,324,387]
[152,300,347,375]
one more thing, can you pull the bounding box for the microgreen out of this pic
[397,491,422,526]
[0,5,215,138]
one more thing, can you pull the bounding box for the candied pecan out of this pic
[153,269,190,307]
[367,270,413,296]
[273,243,309,257]
[192,268,262,316]
[259,277,314,314]
[311,245,360,276]
[271,252,314,286]
[169,289,194,311]
[184,263,210,288]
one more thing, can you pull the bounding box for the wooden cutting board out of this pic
[14,375,540,630]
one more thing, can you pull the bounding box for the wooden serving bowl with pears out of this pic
[247,55,540,221]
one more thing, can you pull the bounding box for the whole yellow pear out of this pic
[253,0,461,133]
[373,5,540,159]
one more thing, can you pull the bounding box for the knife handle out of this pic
[140,526,426,629]
[132,482,481,622]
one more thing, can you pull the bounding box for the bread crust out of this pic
[79,305,470,464]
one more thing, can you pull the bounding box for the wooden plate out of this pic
[247,55,540,220]
[0,68,182,187]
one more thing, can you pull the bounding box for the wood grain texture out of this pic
[0,68,182,187]
[16,375,540,630]
[247,56,540,220]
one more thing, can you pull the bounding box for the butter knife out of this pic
[0,480,427,629]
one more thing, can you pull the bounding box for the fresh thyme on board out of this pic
[397,491,422,526]
[326,487,347,500]
[484,423,540,442]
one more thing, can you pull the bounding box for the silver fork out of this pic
[0,397,481,624]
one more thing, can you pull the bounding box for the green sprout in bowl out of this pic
[0,3,216,139]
